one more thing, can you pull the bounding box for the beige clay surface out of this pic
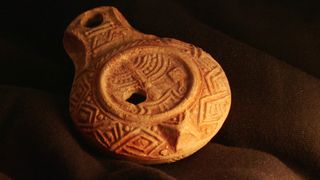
[64,6,231,164]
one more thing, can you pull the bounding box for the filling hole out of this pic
[84,13,103,28]
[126,91,146,105]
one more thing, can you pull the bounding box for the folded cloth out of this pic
[0,0,319,179]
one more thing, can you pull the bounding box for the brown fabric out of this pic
[176,0,320,78]
[0,0,319,179]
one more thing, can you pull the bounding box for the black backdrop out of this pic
[0,0,319,179]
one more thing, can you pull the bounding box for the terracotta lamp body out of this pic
[64,6,231,164]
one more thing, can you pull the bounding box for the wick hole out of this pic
[126,92,146,105]
[84,13,103,28]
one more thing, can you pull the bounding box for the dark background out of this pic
[0,0,319,179]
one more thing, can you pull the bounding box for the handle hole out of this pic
[126,91,146,105]
[84,13,103,28]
